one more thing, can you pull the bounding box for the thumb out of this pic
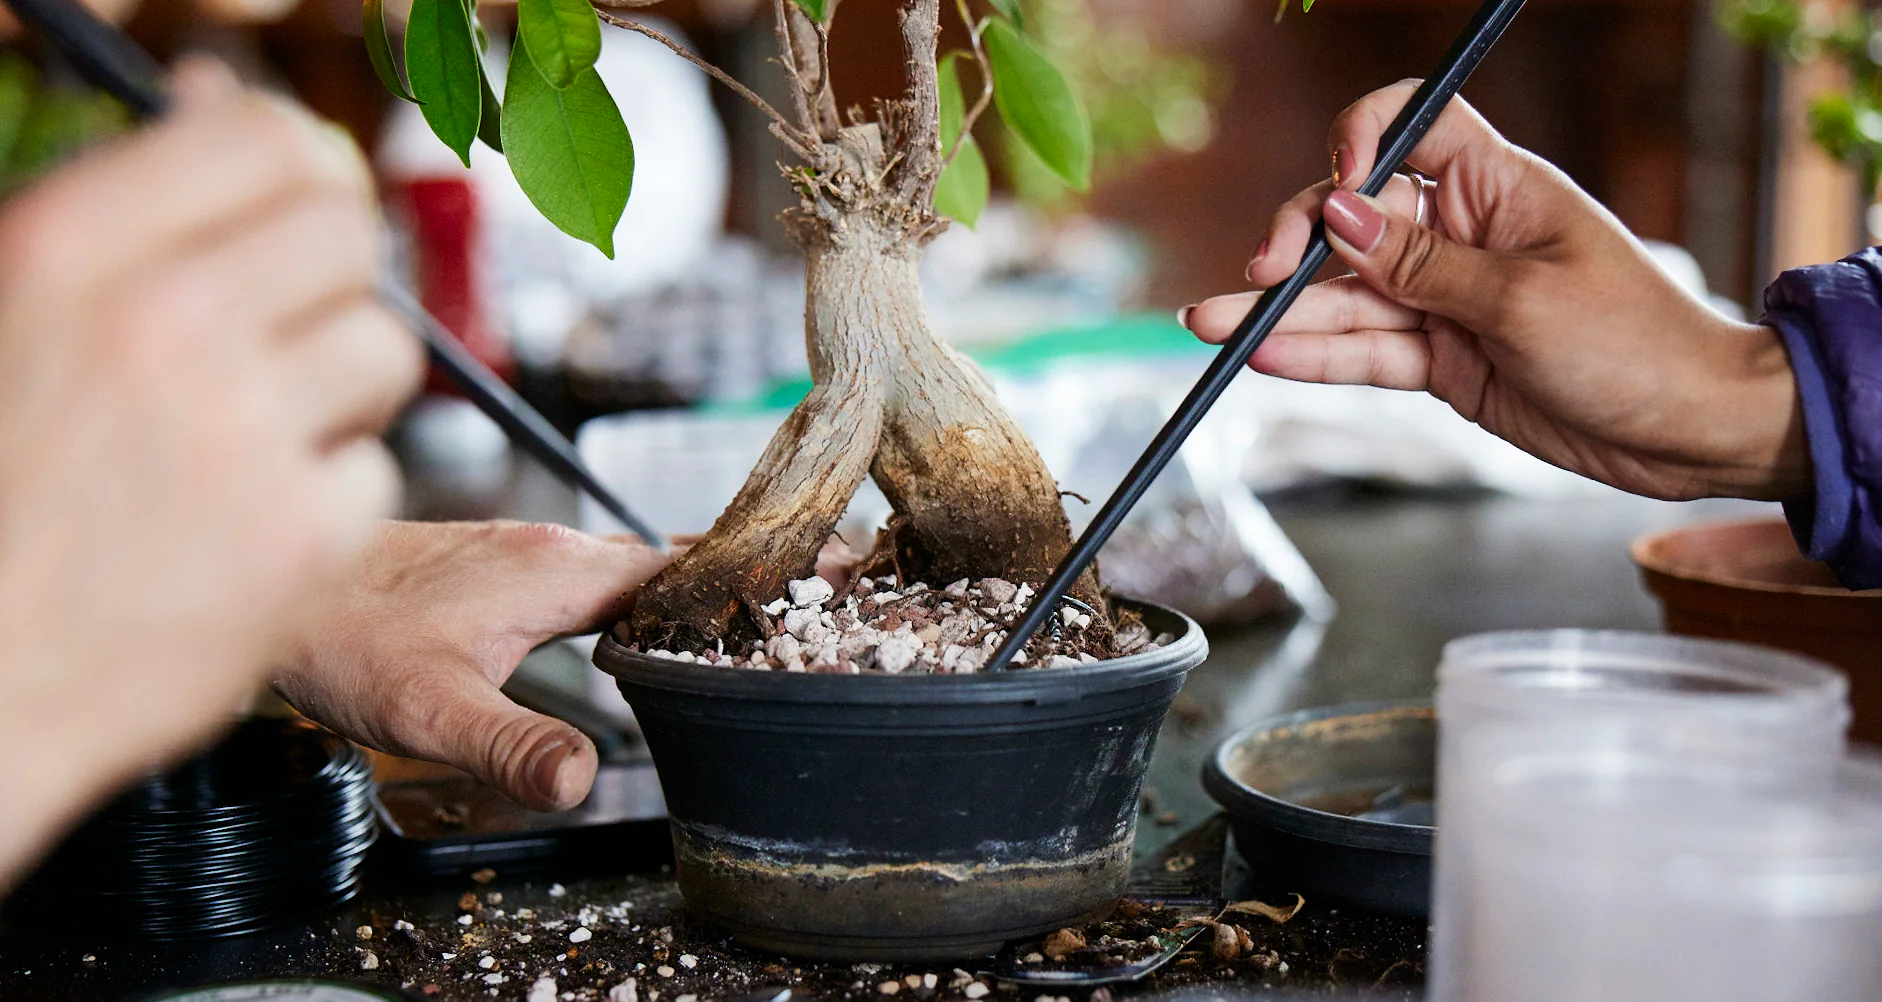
[423,677,600,812]
[1322,189,1510,332]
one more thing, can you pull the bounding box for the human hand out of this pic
[0,60,419,883]
[1181,82,1807,502]
[274,521,666,811]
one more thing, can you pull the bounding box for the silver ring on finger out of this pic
[1397,166,1438,227]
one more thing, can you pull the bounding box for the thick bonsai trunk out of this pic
[628,211,1106,651]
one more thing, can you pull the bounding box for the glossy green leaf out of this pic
[1302,0,1317,10]
[792,0,827,22]
[516,0,601,89]
[364,0,417,102]
[501,54,634,257]
[477,62,503,152]
[986,0,1022,28]
[406,0,483,165]
[935,52,989,227]
[983,18,1091,191]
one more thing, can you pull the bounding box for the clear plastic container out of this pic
[1430,630,1852,998]
[1438,630,1850,763]
[1449,731,1882,1002]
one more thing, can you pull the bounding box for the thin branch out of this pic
[807,19,838,136]
[943,0,995,168]
[889,0,944,204]
[593,8,821,160]
[772,0,821,138]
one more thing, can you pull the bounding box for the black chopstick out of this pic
[0,0,667,550]
[990,0,1528,670]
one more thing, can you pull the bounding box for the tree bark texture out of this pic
[624,0,1109,653]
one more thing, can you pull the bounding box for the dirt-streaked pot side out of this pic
[593,601,1206,961]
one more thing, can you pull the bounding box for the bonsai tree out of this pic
[372,0,1123,654]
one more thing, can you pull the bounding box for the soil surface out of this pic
[619,576,1166,675]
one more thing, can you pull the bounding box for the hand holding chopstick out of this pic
[0,0,667,551]
[991,0,1528,670]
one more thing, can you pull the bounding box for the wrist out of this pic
[1695,321,1811,501]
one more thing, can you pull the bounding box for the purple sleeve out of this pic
[1762,246,1882,590]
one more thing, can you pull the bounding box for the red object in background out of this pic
[394,176,514,394]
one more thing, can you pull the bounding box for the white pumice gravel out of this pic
[637,575,1169,675]
[527,977,558,1002]
[568,927,593,943]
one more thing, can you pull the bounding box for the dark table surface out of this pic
[0,483,1768,1002]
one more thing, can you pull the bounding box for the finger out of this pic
[543,530,668,633]
[7,77,371,288]
[300,438,404,567]
[278,299,423,446]
[1246,330,1436,391]
[1322,190,1513,333]
[1245,179,1333,288]
[136,189,381,346]
[408,676,600,811]
[169,55,241,103]
[1328,81,1505,191]
[1183,276,1423,344]
[1243,173,1438,290]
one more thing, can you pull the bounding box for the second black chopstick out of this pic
[990,0,1528,670]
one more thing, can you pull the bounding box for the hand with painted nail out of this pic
[1181,81,1808,503]
[274,521,668,812]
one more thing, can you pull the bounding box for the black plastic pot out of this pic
[1202,701,1435,917]
[593,601,1206,961]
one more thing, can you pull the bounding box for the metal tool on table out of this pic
[990,816,1232,986]
[990,0,1528,670]
[0,0,666,550]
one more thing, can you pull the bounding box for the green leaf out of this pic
[406,0,483,166]
[0,53,37,180]
[986,0,1022,28]
[935,52,989,227]
[364,0,417,102]
[983,18,1091,191]
[501,54,634,257]
[1302,0,1317,10]
[477,63,503,152]
[516,0,601,89]
[791,0,827,22]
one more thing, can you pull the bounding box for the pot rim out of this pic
[1202,699,1434,855]
[592,598,1207,705]
[1631,517,1882,599]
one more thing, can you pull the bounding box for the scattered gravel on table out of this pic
[634,576,1171,675]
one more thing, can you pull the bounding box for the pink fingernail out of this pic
[1246,239,1270,282]
[1324,191,1385,253]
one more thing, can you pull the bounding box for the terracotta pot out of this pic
[1632,518,1882,743]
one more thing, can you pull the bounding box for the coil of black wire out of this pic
[11,717,376,940]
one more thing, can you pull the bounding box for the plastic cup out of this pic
[1449,731,1882,1002]
[1429,630,1852,998]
